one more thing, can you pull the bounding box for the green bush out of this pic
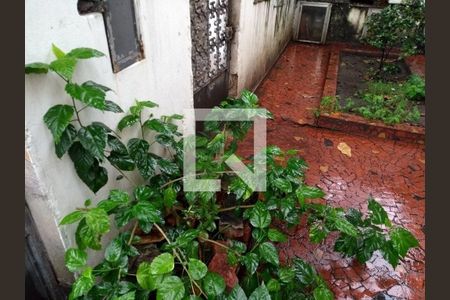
[403,74,425,101]
[349,78,422,125]
[363,0,425,78]
[25,45,419,300]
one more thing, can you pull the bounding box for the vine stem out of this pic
[54,73,84,128]
[139,112,145,139]
[110,164,138,186]
[127,222,139,245]
[153,223,207,297]
[218,204,255,213]
[199,237,242,257]
[159,171,237,189]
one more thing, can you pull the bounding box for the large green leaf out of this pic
[78,124,107,159]
[69,142,108,193]
[249,202,271,229]
[266,278,280,292]
[118,115,140,131]
[132,201,163,232]
[68,267,94,300]
[108,151,135,171]
[104,238,122,263]
[333,216,358,237]
[113,291,135,300]
[242,253,259,275]
[150,253,174,275]
[75,219,101,250]
[85,208,110,234]
[278,267,295,284]
[157,158,179,176]
[107,136,135,171]
[258,242,279,266]
[382,240,400,268]
[296,185,325,205]
[389,227,419,257]
[334,235,358,257]
[248,284,270,300]
[156,276,185,300]
[268,228,287,243]
[203,272,226,297]
[137,262,162,291]
[309,223,328,244]
[52,44,66,59]
[60,210,85,225]
[144,119,168,134]
[25,62,49,74]
[134,186,153,202]
[292,259,317,286]
[136,153,158,179]
[174,229,200,248]
[43,105,74,144]
[313,287,334,300]
[368,198,392,227]
[107,135,127,153]
[65,82,106,110]
[188,258,208,280]
[67,47,105,59]
[163,186,177,207]
[128,138,149,158]
[64,248,87,272]
[49,57,77,80]
[55,124,77,158]
[115,207,134,228]
[228,285,248,300]
[82,80,112,92]
[104,100,124,113]
[272,178,292,193]
[129,100,159,116]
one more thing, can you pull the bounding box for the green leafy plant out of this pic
[26,45,419,300]
[363,0,425,78]
[343,78,422,125]
[314,96,341,117]
[403,74,425,101]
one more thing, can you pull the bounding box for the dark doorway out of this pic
[190,0,233,109]
[25,204,67,299]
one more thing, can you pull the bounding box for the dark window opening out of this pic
[77,0,145,73]
[350,0,376,5]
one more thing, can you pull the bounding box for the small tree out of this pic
[364,0,425,78]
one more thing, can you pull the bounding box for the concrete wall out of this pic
[25,0,194,283]
[229,0,297,96]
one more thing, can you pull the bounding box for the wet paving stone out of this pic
[238,43,425,299]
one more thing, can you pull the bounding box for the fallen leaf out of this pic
[320,165,329,173]
[378,132,386,139]
[337,142,352,157]
[294,136,303,141]
[419,159,425,164]
[372,150,380,154]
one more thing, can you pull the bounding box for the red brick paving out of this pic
[238,43,425,299]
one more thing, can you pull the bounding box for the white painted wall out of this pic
[229,0,297,95]
[25,0,194,283]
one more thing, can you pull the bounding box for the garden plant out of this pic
[320,75,425,125]
[25,45,420,300]
[363,0,425,79]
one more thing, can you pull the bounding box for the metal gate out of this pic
[190,0,233,109]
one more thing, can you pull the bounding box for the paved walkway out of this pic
[238,43,425,299]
